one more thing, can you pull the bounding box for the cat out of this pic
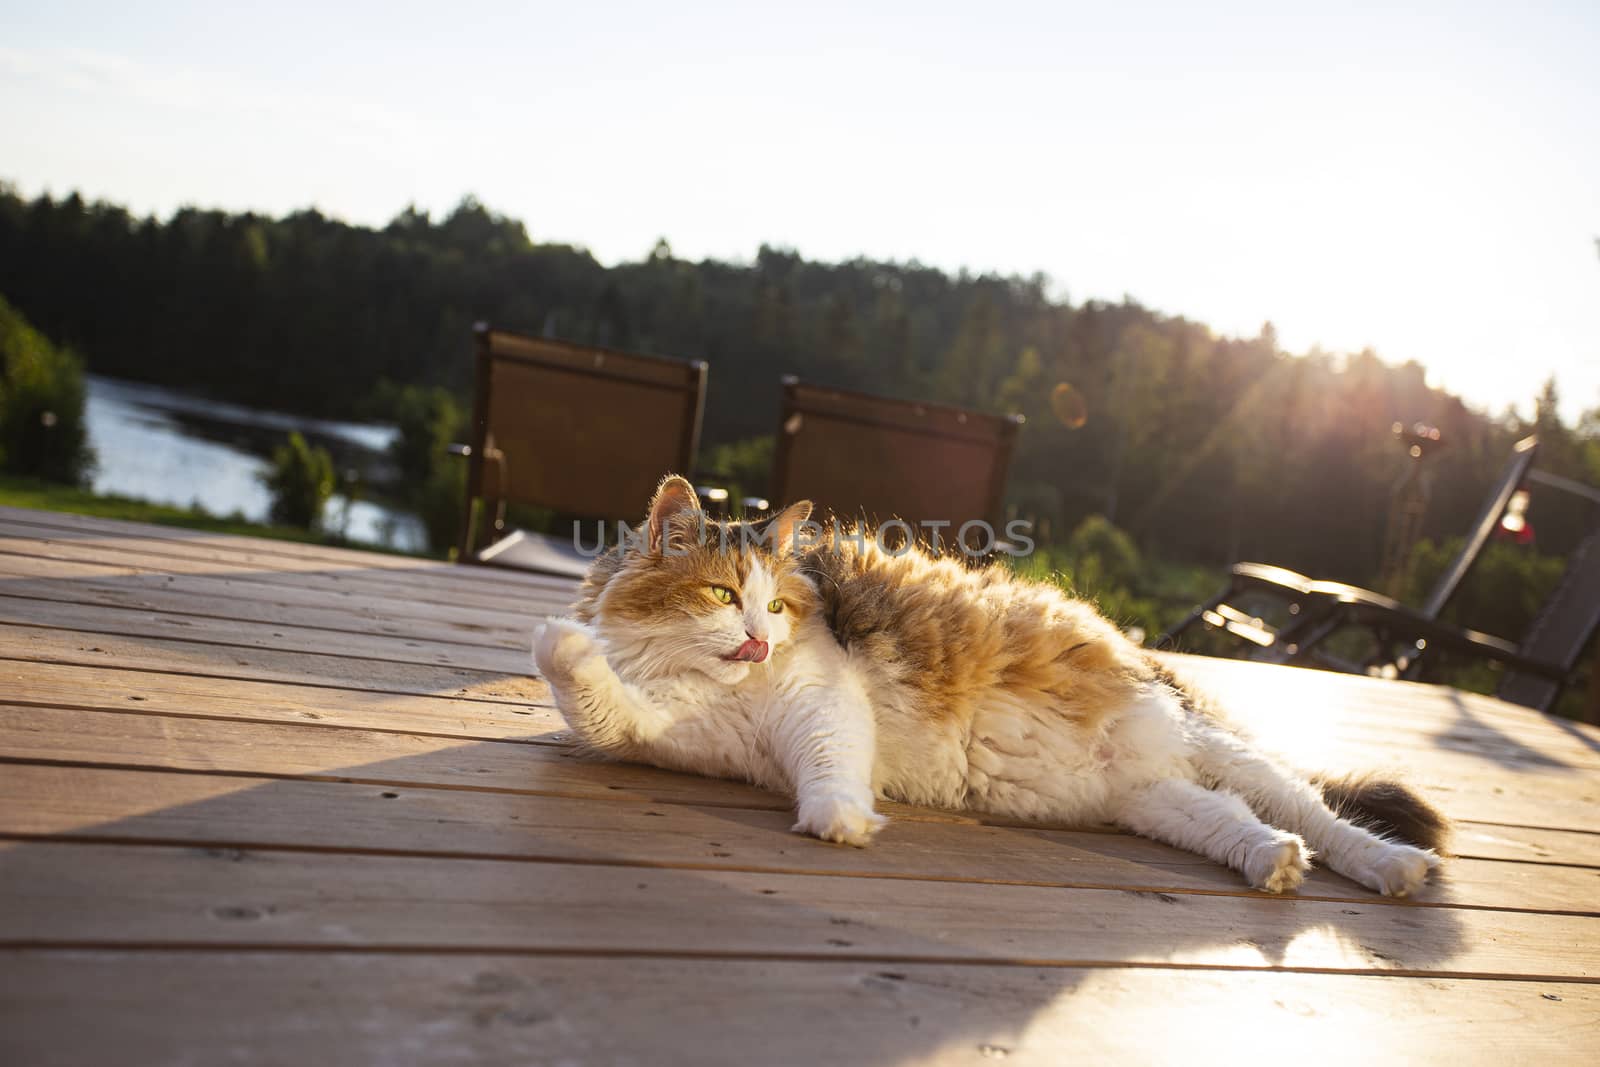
[532,475,1449,896]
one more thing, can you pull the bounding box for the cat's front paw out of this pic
[532,617,604,684]
[793,790,886,848]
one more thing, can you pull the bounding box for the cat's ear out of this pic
[646,474,700,555]
[764,499,814,554]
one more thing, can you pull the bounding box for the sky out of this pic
[2,0,1597,421]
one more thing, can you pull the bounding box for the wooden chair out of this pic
[1159,435,1540,663]
[769,377,1024,550]
[455,324,707,576]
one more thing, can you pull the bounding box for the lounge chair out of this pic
[1331,524,1600,711]
[1158,435,1540,663]
[454,323,707,577]
[768,376,1024,553]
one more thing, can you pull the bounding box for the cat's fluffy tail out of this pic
[1310,771,1452,854]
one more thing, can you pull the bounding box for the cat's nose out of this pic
[745,627,766,642]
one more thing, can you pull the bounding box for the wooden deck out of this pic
[0,506,1596,1064]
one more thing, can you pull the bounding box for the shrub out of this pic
[1064,514,1142,589]
[388,385,462,487]
[0,294,94,484]
[262,432,335,529]
[379,384,467,555]
[1402,537,1566,641]
[701,435,775,504]
[416,459,466,556]
[1009,515,1165,640]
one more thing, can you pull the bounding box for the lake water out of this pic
[84,375,429,553]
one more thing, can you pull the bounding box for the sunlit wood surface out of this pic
[1,506,1596,1065]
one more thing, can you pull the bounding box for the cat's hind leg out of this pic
[1117,777,1313,893]
[1193,727,1439,897]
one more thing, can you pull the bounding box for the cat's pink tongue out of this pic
[728,639,769,663]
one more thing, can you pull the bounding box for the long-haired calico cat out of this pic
[533,475,1449,896]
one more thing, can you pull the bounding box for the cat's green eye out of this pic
[767,599,784,614]
[710,585,735,605]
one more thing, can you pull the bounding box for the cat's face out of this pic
[586,475,820,684]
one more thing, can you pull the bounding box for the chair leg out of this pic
[1275,612,1345,668]
[456,497,477,563]
[1156,587,1233,650]
[1585,639,1600,725]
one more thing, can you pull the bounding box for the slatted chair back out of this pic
[1498,526,1600,712]
[769,377,1023,539]
[459,324,707,555]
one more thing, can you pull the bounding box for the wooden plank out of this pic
[0,541,575,621]
[0,580,547,659]
[0,703,788,811]
[1169,653,1600,739]
[0,551,540,648]
[3,842,1596,978]
[0,594,534,674]
[2,954,1593,1067]
[6,701,1596,838]
[1453,823,1600,868]
[0,522,577,615]
[1,659,558,738]
[0,584,541,666]
[1227,692,1600,767]
[1155,651,1600,765]
[4,764,1594,914]
[0,535,573,623]
[0,623,545,702]
[0,505,577,591]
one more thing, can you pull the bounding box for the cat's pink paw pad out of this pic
[532,618,602,682]
[1245,832,1312,893]
[793,793,886,848]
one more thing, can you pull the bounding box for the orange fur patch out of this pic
[801,529,1152,735]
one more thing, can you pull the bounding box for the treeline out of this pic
[2,184,1595,582]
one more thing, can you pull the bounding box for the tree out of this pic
[388,385,462,487]
[262,432,336,529]
[0,293,94,484]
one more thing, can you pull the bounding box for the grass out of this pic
[0,474,428,556]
